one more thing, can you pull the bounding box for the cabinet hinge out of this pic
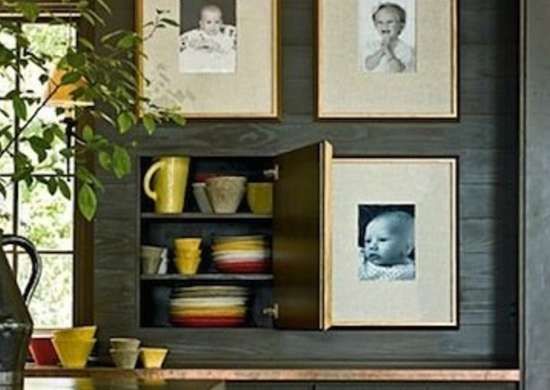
[263,165,279,181]
[262,303,279,320]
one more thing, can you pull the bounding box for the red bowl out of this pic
[29,337,59,366]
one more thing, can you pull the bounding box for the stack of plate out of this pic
[170,285,248,327]
[211,235,271,273]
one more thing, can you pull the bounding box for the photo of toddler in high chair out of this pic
[179,1,237,74]
[358,205,416,281]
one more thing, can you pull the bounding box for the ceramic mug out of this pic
[143,156,190,214]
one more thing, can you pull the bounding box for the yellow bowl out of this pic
[174,257,201,275]
[52,338,96,368]
[247,183,273,214]
[140,348,168,368]
[53,326,97,341]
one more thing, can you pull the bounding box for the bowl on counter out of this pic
[110,337,141,351]
[140,347,168,368]
[110,348,140,369]
[52,325,97,341]
[52,338,96,369]
[28,336,59,366]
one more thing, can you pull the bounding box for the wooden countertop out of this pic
[25,365,521,382]
[24,377,224,390]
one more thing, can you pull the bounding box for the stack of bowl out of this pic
[174,238,202,275]
[212,235,271,273]
[141,245,165,275]
[109,338,141,369]
[169,285,249,327]
[52,326,97,368]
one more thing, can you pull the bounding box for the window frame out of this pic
[0,5,94,331]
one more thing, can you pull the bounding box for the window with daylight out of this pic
[0,22,78,329]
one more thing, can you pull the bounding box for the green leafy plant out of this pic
[0,0,185,220]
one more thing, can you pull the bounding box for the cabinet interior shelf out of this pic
[141,212,272,220]
[141,274,273,281]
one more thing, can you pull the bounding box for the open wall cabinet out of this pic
[139,142,458,332]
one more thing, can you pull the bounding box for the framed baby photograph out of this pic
[316,0,458,119]
[137,0,280,118]
[325,157,458,328]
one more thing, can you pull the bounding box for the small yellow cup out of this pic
[247,183,273,215]
[174,256,201,275]
[174,248,201,258]
[174,238,202,251]
[140,347,168,368]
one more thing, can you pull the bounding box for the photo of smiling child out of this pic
[359,0,416,73]
[358,205,415,281]
[179,0,237,74]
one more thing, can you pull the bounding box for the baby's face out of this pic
[364,217,410,266]
[373,8,404,41]
[199,9,223,35]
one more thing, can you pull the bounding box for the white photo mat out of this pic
[326,158,457,327]
[137,0,279,118]
[317,0,457,118]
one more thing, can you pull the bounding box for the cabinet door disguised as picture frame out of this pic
[137,0,280,118]
[326,158,458,327]
[316,0,457,119]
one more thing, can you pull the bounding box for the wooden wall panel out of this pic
[524,0,550,389]
[94,0,519,368]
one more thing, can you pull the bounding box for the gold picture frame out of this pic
[136,0,281,119]
[325,157,458,328]
[316,0,458,119]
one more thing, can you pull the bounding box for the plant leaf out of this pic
[17,3,39,22]
[61,71,82,85]
[47,177,58,195]
[82,125,94,142]
[58,178,72,200]
[168,112,186,127]
[98,151,112,171]
[142,114,156,135]
[117,112,134,134]
[112,145,131,178]
[78,183,97,221]
[12,95,27,120]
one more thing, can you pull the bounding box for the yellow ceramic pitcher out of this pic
[143,156,190,214]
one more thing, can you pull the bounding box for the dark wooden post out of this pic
[523,0,550,388]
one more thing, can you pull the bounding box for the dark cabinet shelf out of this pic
[141,212,272,220]
[141,273,273,281]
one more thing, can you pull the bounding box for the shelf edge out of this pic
[25,366,521,382]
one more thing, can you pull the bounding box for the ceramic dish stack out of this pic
[211,235,271,273]
[170,285,249,327]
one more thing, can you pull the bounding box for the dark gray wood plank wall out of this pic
[94,0,519,370]
[524,0,550,389]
